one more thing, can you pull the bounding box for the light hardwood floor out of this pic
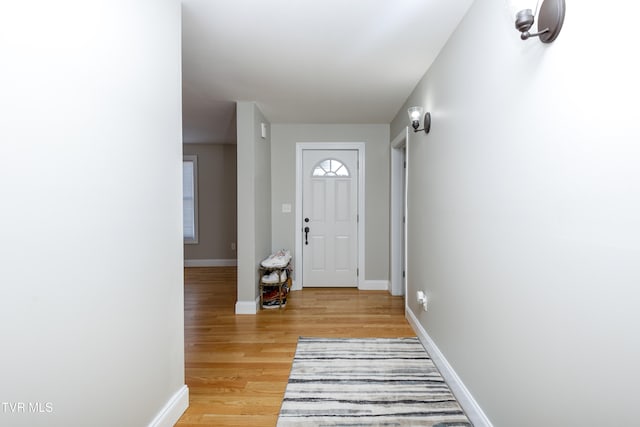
[176,266,415,427]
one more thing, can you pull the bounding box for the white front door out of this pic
[302,150,358,287]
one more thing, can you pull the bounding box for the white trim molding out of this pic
[184,259,238,267]
[406,308,494,427]
[390,128,409,297]
[147,385,189,427]
[235,297,260,315]
[360,280,390,291]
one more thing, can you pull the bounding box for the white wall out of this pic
[0,1,186,426]
[270,124,390,282]
[236,102,271,312]
[391,0,640,426]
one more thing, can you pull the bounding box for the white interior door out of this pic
[302,150,358,287]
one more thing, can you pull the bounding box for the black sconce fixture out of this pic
[513,0,565,43]
[408,106,430,134]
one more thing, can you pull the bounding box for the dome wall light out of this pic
[513,0,565,43]
[407,106,431,134]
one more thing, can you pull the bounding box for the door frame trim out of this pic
[390,128,409,297]
[295,142,366,290]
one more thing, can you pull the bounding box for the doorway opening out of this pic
[390,128,409,298]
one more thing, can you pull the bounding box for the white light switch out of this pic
[282,203,291,213]
[261,123,267,139]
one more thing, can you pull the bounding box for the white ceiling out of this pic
[181,0,473,143]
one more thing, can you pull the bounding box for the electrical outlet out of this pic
[416,291,428,311]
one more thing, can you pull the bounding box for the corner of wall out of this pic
[236,102,272,311]
[147,385,189,427]
[235,298,259,315]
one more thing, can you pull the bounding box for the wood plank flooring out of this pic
[176,266,415,427]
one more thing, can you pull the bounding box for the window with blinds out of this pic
[183,155,198,244]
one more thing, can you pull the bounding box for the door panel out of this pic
[302,150,358,287]
[334,180,351,222]
[311,181,326,221]
[311,236,325,270]
[334,236,350,270]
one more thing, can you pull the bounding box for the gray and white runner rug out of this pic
[277,337,472,427]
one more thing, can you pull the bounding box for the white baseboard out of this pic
[235,297,259,315]
[147,385,189,427]
[360,280,390,291]
[389,280,405,297]
[184,259,237,267]
[290,280,387,291]
[406,308,493,427]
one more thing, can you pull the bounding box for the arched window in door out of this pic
[312,159,350,177]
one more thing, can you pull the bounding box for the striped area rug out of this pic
[277,337,472,427]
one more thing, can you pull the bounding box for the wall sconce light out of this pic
[513,0,565,43]
[408,106,431,134]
